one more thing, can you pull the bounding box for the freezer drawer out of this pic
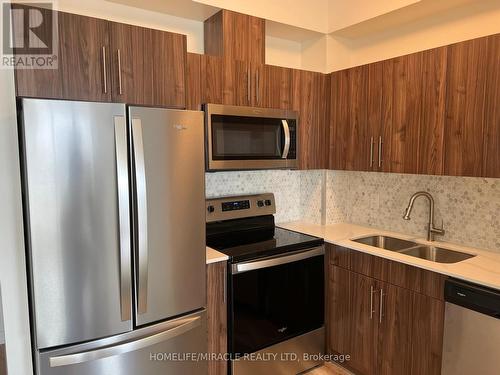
[37,310,207,375]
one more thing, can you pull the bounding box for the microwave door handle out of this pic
[281,119,291,159]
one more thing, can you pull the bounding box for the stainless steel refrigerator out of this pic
[18,99,207,375]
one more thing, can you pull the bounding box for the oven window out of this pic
[230,255,324,354]
[211,115,285,160]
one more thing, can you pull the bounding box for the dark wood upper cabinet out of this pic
[204,10,265,64]
[222,59,251,106]
[259,65,293,109]
[186,52,202,110]
[419,47,447,175]
[200,55,223,105]
[390,52,424,174]
[482,34,500,178]
[444,36,489,177]
[14,7,108,101]
[294,70,330,169]
[14,7,186,108]
[110,22,186,107]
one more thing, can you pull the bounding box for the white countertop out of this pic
[206,246,228,264]
[278,221,500,291]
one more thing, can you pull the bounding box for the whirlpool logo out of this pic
[2,1,58,69]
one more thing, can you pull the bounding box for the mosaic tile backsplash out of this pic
[205,170,500,252]
[325,170,500,252]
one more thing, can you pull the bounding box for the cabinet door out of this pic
[377,283,413,375]
[257,65,293,109]
[444,37,489,176]
[419,47,447,175]
[222,59,250,106]
[186,53,202,110]
[14,6,110,101]
[201,55,223,104]
[328,266,378,375]
[294,70,330,169]
[329,66,370,171]
[207,262,228,375]
[409,293,445,375]
[390,52,424,174]
[483,34,500,178]
[110,22,186,107]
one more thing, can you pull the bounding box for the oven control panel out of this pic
[206,193,275,222]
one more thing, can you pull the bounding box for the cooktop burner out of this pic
[205,194,323,263]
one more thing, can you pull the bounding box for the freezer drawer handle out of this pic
[232,246,324,274]
[114,116,132,322]
[48,315,202,367]
[132,118,149,315]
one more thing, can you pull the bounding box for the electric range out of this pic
[206,193,325,375]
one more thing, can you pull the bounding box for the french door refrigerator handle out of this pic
[281,119,291,159]
[48,315,202,367]
[232,246,324,274]
[114,116,132,322]
[132,118,149,315]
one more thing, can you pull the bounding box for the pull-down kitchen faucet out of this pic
[403,191,445,241]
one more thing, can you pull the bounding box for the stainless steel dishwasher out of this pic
[441,279,500,375]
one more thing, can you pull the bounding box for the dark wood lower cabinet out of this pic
[328,266,378,375]
[327,245,445,375]
[207,262,227,375]
[0,344,5,375]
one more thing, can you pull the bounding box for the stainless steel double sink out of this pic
[351,235,475,264]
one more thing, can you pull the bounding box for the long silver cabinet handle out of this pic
[117,49,123,95]
[370,285,376,319]
[114,116,132,322]
[369,137,374,168]
[132,118,148,315]
[247,69,251,104]
[49,316,201,367]
[102,46,108,94]
[232,246,324,274]
[256,69,260,104]
[223,265,227,304]
[378,136,383,168]
[281,120,291,159]
[379,289,384,323]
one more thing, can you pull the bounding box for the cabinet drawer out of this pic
[327,244,446,300]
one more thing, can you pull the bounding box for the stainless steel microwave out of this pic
[204,104,298,171]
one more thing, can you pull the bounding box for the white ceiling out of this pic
[106,0,500,42]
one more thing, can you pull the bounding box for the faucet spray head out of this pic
[403,208,411,220]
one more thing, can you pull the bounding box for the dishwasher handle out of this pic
[444,279,500,319]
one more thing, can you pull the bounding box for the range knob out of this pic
[265,199,272,206]
[207,205,215,213]
[257,200,264,207]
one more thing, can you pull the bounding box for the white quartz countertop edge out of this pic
[278,221,500,291]
[206,246,228,264]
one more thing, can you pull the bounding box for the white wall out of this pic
[265,36,302,70]
[0,67,34,374]
[194,0,330,33]
[327,0,500,71]
[57,0,205,53]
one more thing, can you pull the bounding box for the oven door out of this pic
[229,247,324,355]
[205,104,297,171]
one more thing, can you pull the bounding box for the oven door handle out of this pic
[281,119,291,159]
[231,246,324,274]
